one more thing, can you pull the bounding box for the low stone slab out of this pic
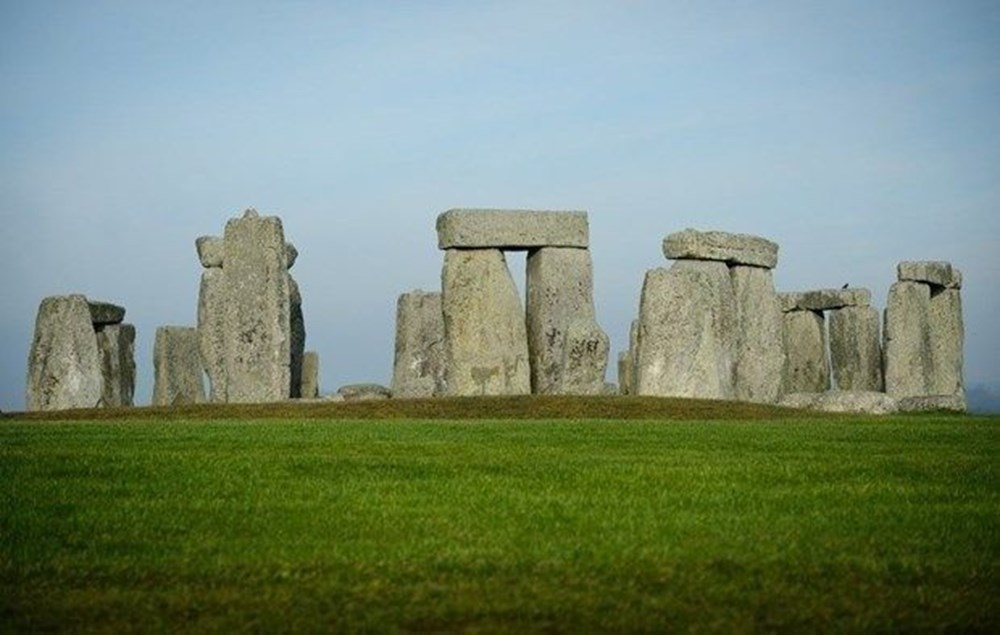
[88,301,126,326]
[337,383,391,401]
[196,236,224,268]
[778,288,871,312]
[898,261,961,289]
[436,209,589,249]
[779,391,899,415]
[662,229,778,269]
[897,394,967,413]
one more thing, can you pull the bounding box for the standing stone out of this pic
[730,266,784,403]
[782,310,830,394]
[525,247,596,394]
[635,260,737,399]
[391,291,447,398]
[558,319,610,395]
[301,351,320,399]
[617,350,633,396]
[289,276,305,399]
[441,249,530,396]
[26,295,103,411]
[198,267,227,402]
[222,210,291,403]
[153,327,206,406]
[928,287,963,397]
[829,306,883,391]
[96,324,136,407]
[884,281,933,398]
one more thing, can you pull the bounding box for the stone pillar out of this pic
[928,288,963,396]
[289,275,305,399]
[558,318,609,395]
[301,351,320,399]
[782,310,829,393]
[635,260,737,399]
[222,209,291,403]
[525,247,598,394]
[441,248,530,396]
[829,306,883,391]
[883,281,932,397]
[26,295,103,411]
[391,291,447,398]
[153,326,206,406]
[96,324,136,407]
[730,266,784,403]
[197,266,226,402]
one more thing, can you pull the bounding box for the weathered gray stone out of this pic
[87,301,126,326]
[635,260,737,399]
[197,268,227,402]
[96,324,135,407]
[782,310,830,394]
[391,291,447,398]
[289,276,305,399]
[436,209,589,249]
[26,295,103,411]
[617,350,632,396]
[829,306,883,391]
[557,319,609,395]
[897,394,967,413]
[778,288,871,312]
[152,326,206,406]
[884,281,933,398]
[898,261,961,289]
[222,210,291,403]
[662,229,778,269]
[779,391,899,415]
[337,383,391,401]
[730,266,784,403]
[286,242,298,269]
[928,287,964,396]
[196,236,224,268]
[442,249,530,396]
[300,351,320,399]
[525,247,596,394]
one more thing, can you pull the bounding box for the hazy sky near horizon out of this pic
[2,1,998,410]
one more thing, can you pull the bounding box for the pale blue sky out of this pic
[2,1,997,410]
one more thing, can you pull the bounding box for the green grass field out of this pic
[2,400,997,632]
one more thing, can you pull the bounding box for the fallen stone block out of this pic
[897,261,961,289]
[152,326,206,406]
[779,391,899,415]
[897,394,967,413]
[337,383,391,401]
[778,288,871,312]
[662,228,778,269]
[436,209,589,249]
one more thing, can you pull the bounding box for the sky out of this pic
[1,0,998,411]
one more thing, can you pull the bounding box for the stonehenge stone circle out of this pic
[437,209,588,249]
[153,326,206,406]
[525,247,600,394]
[441,248,530,396]
[782,309,830,394]
[779,288,871,312]
[635,261,737,399]
[557,318,610,395]
[300,351,320,399]
[829,306,883,391]
[197,266,227,402]
[662,228,778,269]
[27,294,135,411]
[391,291,447,398]
[730,265,785,403]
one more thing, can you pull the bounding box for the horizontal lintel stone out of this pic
[88,301,126,326]
[779,288,871,312]
[436,209,589,249]
[897,261,961,289]
[662,228,778,269]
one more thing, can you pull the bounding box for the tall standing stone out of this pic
[26,295,103,411]
[289,276,305,399]
[883,281,932,397]
[829,306,883,391]
[391,291,447,398]
[222,210,291,403]
[525,247,597,394]
[441,249,530,396]
[96,324,136,407]
[301,351,320,399]
[635,260,737,399]
[730,266,784,403]
[153,326,206,406]
[928,287,963,396]
[558,318,609,395]
[782,310,830,394]
[198,267,227,402]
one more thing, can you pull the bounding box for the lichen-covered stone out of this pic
[782,310,829,394]
[557,318,609,395]
[778,288,871,312]
[829,306,883,391]
[897,261,961,289]
[525,247,596,394]
[96,323,135,407]
[779,391,899,415]
[635,260,737,399]
[897,394,967,413]
[392,291,447,398]
[26,295,102,411]
[662,228,778,269]
[337,383,391,401]
[436,209,589,249]
[730,266,784,403]
[441,249,530,396]
[152,326,206,406]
